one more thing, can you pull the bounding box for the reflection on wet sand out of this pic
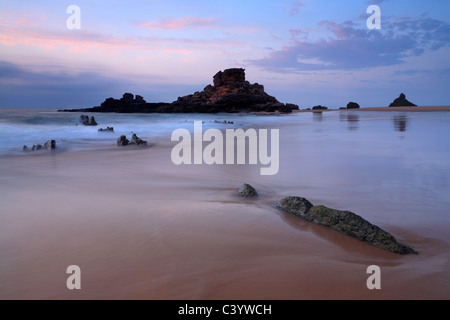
[346,114,360,131]
[313,111,323,122]
[394,115,408,132]
[339,111,360,131]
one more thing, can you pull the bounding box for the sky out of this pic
[0,0,449,108]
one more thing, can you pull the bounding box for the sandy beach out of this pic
[0,118,449,300]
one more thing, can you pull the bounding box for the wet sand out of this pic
[0,127,449,300]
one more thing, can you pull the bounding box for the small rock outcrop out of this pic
[347,102,360,109]
[98,127,114,132]
[23,140,56,152]
[275,196,417,255]
[117,135,129,147]
[238,184,258,198]
[80,115,98,126]
[117,134,147,147]
[312,105,328,110]
[389,93,417,107]
[130,134,147,146]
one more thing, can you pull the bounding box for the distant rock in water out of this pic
[389,93,417,107]
[117,135,129,147]
[98,127,114,132]
[275,196,417,255]
[80,115,98,126]
[238,184,258,198]
[130,133,147,146]
[23,140,56,152]
[312,105,328,110]
[44,140,56,150]
[347,102,360,109]
[59,69,299,114]
[117,134,147,147]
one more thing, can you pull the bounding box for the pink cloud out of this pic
[138,17,218,30]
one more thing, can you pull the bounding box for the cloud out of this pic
[137,17,218,30]
[284,1,304,16]
[248,17,450,72]
[367,0,387,4]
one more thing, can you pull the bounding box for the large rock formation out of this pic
[275,196,417,255]
[59,69,299,114]
[389,93,417,107]
[170,68,292,113]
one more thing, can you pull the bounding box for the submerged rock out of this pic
[275,196,417,255]
[389,93,417,107]
[238,184,258,198]
[98,127,114,132]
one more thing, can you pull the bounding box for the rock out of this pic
[275,196,417,255]
[121,93,134,103]
[90,116,98,126]
[80,115,98,126]
[80,115,89,125]
[213,68,246,87]
[98,127,114,132]
[117,134,147,147]
[23,140,56,152]
[32,144,43,151]
[117,135,129,147]
[44,140,56,150]
[129,134,147,146]
[312,105,328,110]
[60,69,293,114]
[389,93,417,107]
[238,184,258,198]
[347,102,360,109]
[275,196,314,216]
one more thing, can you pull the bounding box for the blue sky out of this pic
[0,0,449,108]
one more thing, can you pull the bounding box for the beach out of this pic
[0,111,449,300]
